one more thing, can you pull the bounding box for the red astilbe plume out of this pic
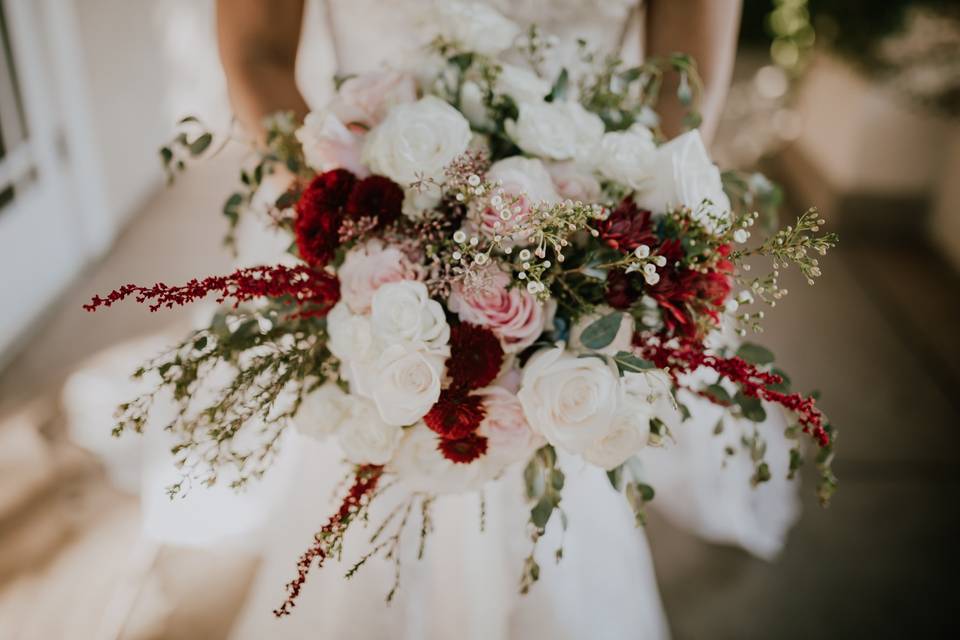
[425,391,486,440]
[83,264,340,316]
[597,198,656,253]
[295,168,357,266]
[445,322,504,391]
[345,175,404,228]
[274,465,383,617]
[437,432,489,464]
[639,336,830,447]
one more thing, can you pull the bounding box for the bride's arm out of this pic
[645,0,742,145]
[217,0,310,142]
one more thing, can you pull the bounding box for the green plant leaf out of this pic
[612,351,655,374]
[189,132,213,156]
[546,68,569,102]
[704,383,732,404]
[736,342,775,365]
[735,392,767,422]
[579,312,623,349]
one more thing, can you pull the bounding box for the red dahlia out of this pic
[446,323,504,391]
[345,175,404,228]
[598,199,656,253]
[295,169,357,266]
[424,391,486,440]
[437,433,489,464]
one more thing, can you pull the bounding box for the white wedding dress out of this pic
[63,1,800,638]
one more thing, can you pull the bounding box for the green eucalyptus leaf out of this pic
[735,392,767,422]
[580,311,624,349]
[546,68,569,102]
[736,343,775,365]
[531,496,555,529]
[613,351,656,374]
[704,383,732,404]
[189,132,213,156]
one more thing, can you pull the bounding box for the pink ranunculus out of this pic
[546,160,602,203]
[330,70,418,128]
[447,267,549,353]
[295,111,369,177]
[478,383,545,465]
[480,157,560,241]
[338,239,421,314]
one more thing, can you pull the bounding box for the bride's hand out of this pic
[217,0,310,144]
[646,0,742,145]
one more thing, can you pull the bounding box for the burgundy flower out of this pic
[295,169,357,266]
[605,269,644,310]
[446,322,504,391]
[424,391,486,440]
[345,175,404,228]
[437,432,489,464]
[597,199,656,253]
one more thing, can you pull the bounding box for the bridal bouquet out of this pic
[87,3,837,616]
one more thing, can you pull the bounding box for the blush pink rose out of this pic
[295,111,369,176]
[331,70,418,127]
[338,239,422,314]
[478,382,545,465]
[447,267,550,353]
[481,157,559,241]
[546,160,602,202]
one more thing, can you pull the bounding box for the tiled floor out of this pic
[0,152,958,637]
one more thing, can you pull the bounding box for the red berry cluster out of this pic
[274,465,383,617]
[640,337,830,447]
[84,264,341,316]
[424,323,504,464]
[295,169,403,267]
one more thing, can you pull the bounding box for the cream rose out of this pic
[622,368,681,429]
[478,384,544,466]
[634,129,731,233]
[447,267,550,353]
[337,398,403,465]
[370,280,450,352]
[593,124,657,189]
[293,383,350,440]
[362,96,472,184]
[295,111,368,176]
[369,344,445,426]
[330,70,417,127]
[339,239,421,314]
[435,1,520,56]
[582,410,651,470]
[546,161,602,202]
[506,101,604,160]
[517,345,622,454]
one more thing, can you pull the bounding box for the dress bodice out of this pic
[297,0,643,107]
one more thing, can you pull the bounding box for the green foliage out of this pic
[579,311,624,349]
[520,445,566,594]
[606,456,655,526]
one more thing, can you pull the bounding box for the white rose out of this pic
[634,130,731,233]
[390,423,498,494]
[370,280,450,352]
[546,161,601,202]
[506,101,604,160]
[568,308,635,356]
[370,344,444,426]
[517,344,621,454]
[337,399,402,465]
[496,64,551,104]
[327,302,381,397]
[293,383,350,440]
[582,411,650,470]
[435,1,520,56]
[339,239,421,314]
[460,81,494,130]
[362,96,472,184]
[593,124,657,189]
